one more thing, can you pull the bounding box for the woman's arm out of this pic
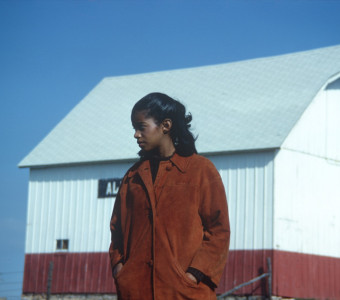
[189,171,230,287]
[109,192,125,272]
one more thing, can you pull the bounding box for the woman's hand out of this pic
[185,272,198,284]
[113,262,123,278]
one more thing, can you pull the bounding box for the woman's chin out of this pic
[138,148,159,158]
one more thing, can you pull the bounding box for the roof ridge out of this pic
[102,44,340,81]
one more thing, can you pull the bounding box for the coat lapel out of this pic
[137,160,156,210]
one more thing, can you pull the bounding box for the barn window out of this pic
[56,239,69,250]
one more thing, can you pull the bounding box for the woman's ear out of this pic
[162,118,172,134]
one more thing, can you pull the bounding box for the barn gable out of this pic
[282,75,340,161]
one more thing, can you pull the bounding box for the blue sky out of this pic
[1,0,340,298]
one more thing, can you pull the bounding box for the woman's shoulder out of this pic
[185,154,222,187]
[190,153,216,168]
[188,154,220,176]
[121,160,144,180]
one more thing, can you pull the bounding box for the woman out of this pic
[109,93,230,300]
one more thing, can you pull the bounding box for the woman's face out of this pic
[132,110,165,152]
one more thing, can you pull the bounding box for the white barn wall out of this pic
[205,152,274,251]
[26,162,133,253]
[26,151,275,254]
[275,77,340,257]
[273,148,340,257]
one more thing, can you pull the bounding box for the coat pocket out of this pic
[172,259,200,289]
[114,260,130,280]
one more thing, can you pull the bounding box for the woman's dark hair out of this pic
[131,92,197,157]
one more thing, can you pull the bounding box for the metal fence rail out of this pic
[218,257,272,299]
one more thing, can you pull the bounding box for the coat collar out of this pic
[127,153,193,177]
[169,153,193,173]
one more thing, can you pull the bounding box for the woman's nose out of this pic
[134,130,141,139]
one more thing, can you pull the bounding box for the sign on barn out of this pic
[98,178,122,198]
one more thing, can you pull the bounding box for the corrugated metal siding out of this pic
[26,152,274,254]
[23,253,115,294]
[23,250,275,296]
[273,250,340,300]
[23,250,340,299]
[208,152,274,251]
[26,162,133,253]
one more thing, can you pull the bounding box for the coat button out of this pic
[166,165,172,171]
[147,260,153,267]
[146,208,153,222]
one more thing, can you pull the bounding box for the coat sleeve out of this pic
[189,164,230,287]
[109,185,125,270]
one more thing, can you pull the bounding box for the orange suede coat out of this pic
[109,153,230,300]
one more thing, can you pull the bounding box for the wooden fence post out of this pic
[46,261,54,300]
[267,257,272,300]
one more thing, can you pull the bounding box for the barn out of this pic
[19,45,340,300]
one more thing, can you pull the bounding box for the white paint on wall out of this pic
[274,148,340,258]
[25,162,133,254]
[208,152,274,251]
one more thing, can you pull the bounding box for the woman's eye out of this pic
[133,125,146,131]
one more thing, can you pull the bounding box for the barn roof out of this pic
[19,45,340,168]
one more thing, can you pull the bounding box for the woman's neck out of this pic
[157,142,176,158]
[142,142,176,160]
